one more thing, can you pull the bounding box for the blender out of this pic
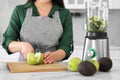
[82,0,109,60]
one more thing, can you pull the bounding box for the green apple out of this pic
[89,60,100,71]
[27,53,37,65]
[27,52,44,65]
[68,57,82,72]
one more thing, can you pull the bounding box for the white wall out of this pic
[0,0,120,61]
[0,0,27,42]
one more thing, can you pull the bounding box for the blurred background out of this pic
[0,0,120,61]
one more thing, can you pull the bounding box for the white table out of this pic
[0,59,120,80]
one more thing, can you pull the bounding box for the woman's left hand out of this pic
[43,49,66,64]
[43,51,57,64]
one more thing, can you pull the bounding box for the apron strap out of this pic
[22,8,32,28]
[53,11,61,22]
[26,8,32,17]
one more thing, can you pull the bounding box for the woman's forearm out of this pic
[53,49,66,61]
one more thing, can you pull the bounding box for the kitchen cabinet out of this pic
[109,0,120,9]
[64,0,86,9]
[64,0,120,9]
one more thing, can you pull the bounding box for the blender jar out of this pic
[86,0,108,32]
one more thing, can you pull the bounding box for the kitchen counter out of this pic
[0,59,120,80]
[0,45,120,80]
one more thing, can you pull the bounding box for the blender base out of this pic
[82,32,110,61]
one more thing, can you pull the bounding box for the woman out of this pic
[2,0,73,64]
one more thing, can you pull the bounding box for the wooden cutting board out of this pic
[7,62,67,73]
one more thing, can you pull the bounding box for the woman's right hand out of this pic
[20,42,34,58]
[9,41,34,58]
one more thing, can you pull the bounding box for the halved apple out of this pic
[27,52,44,65]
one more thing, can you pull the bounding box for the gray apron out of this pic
[19,8,63,61]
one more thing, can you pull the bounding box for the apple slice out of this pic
[35,52,44,64]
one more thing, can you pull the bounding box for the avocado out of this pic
[98,57,113,72]
[78,61,96,76]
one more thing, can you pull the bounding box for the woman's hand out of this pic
[43,49,66,64]
[9,41,34,58]
[43,51,57,64]
[20,42,34,58]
